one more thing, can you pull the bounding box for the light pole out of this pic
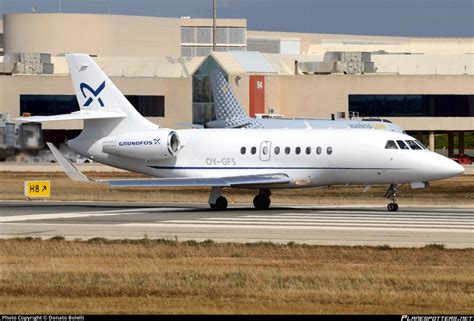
[213,0,216,51]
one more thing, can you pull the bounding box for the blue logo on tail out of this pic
[80,81,106,107]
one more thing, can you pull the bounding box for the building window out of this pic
[247,38,280,54]
[20,95,165,117]
[181,27,195,43]
[181,26,246,57]
[126,96,165,117]
[20,95,79,116]
[349,94,474,117]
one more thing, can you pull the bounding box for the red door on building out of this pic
[249,75,265,117]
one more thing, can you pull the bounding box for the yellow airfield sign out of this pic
[24,181,51,198]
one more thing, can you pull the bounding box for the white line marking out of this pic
[120,222,472,233]
[0,207,189,223]
[160,220,472,229]
[271,212,474,218]
[201,217,473,225]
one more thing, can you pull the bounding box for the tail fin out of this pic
[66,53,157,136]
[16,54,157,137]
[209,69,262,128]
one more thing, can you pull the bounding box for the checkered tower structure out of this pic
[209,69,263,128]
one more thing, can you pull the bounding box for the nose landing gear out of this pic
[384,184,399,212]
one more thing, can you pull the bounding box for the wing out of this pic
[46,142,289,187]
[98,173,289,187]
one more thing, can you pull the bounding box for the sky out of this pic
[0,0,473,37]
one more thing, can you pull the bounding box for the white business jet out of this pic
[17,54,464,212]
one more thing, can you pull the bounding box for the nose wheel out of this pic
[384,184,399,212]
[387,202,399,212]
[253,189,271,210]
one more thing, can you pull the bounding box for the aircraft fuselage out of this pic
[68,128,463,189]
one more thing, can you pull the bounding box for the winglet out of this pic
[46,142,93,182]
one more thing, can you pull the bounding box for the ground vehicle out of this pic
[451,154,472,165]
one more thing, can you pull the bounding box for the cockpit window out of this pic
[405,140,422,150]
[385,140,398,149]
[396,140,410,150]
[415,139,427,149]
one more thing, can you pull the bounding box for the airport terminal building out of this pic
[0,13,473,158]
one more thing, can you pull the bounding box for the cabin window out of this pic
[295,147,301,155]
[262,146,269,155]
[285,147,291,155]
[251,146,257,154]
[305,147,311,155]
[274,146,280,155]
[385,140,398,149]
[396,140,409,150]
[316,146,322,155]
[240,147,246,154]
[405,140,422,150]
[415,139,427,149]
[327,146,333,155]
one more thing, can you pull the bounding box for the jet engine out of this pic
[102,130,181,160]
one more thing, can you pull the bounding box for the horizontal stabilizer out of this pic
[98,173,290,187]
[16,110,126,122]
[46,142,92,182]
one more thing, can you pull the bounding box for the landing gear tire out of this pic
[384,184,400,212]
[253,195,271,210]
[387,203,399,212]
[210,196,228,211]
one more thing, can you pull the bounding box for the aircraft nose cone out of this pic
[439,157,465,178]
[425,152,465,180]
[450,161,465,176]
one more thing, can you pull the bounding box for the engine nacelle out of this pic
[102,130,181,160]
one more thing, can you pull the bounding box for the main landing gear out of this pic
[210,196,228,211]
[208,187,228,211]
[253,189,271,210]
[384,184,399,212]
[208,187,273,211]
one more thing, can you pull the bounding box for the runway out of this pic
[0,201,473,248]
